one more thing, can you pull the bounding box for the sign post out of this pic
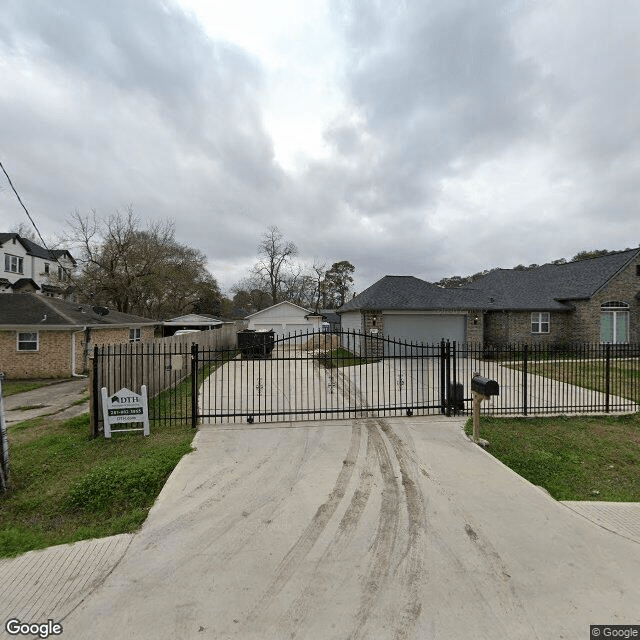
[101,386,150,438]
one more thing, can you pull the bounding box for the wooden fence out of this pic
[90,324,238,435]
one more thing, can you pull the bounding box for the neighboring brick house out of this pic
[338,249,640,346]
[0,294,156,379]
[0,233,76,299]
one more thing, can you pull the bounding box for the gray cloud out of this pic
[0,0,638,296]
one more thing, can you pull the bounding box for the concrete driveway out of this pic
[57,415,640,639]
[200,350,637,425]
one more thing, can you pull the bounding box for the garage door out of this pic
[383,314,466,355]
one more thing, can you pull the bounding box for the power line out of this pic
[0,160,90,300]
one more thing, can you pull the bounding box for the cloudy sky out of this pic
[0,0,638,294]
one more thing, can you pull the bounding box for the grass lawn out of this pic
[0,357,232,558]
[318,348,377,368]
[466,413,640,502]
[0,412,194,558]
[508,360,640,404]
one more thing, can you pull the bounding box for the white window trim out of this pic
[129,328,142,343]
[17,331,39,352]
[531,312,550,334]
[5,254,24,274]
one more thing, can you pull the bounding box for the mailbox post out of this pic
[471,374,499,445]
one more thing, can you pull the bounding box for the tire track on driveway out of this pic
[375,418,427,640]
[246,421,363,625]
[277,420,377,636]
[346,419,402,640]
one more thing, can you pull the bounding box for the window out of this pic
[5,254,23,273]
[531,312,550,334]
[44,263,50,274]
[58,266,65,281]
[129,328,141,343]
[600,302,629,344]
[17,332,38,351]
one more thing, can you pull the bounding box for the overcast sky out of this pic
[0,0,638,294]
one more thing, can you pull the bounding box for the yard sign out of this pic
[101,386,150,438]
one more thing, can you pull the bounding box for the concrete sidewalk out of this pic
[2,378,89,424]
[1,415,630,640]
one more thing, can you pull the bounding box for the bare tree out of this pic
[68,208,221,318]
[9,222,38,242]
[254,226,298,305]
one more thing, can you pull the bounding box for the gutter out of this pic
[71,327,87,378]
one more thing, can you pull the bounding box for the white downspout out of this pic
[71,328,87,378]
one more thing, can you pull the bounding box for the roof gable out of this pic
[245,301,312,319]
[0,233,76,264]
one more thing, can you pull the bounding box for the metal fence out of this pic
[91,326,237,435]
[197,331,447,423]
[455,341,639,415]
[91,333,640,433]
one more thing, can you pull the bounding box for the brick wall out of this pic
[0,325,157,379]
[89,326,154,346]
[483,253,640,344]
[484,310,574,345]
[362,310,384,357]
[465,311,483,343]
[571,255,640,342]
[0,329,74,378]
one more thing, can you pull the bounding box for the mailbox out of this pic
[471,376,499,397]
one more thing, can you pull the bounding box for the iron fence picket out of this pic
[90,332,639,427]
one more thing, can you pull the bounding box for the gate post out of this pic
[605,342,611,413]
[191,342,199,428]
[439,339,446,413]
[522,344,528,416]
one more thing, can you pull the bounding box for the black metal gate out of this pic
[194,330,459,423]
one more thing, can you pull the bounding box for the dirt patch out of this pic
[302,334,340,351]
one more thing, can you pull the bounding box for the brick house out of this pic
[338,249,640,346]
[0,233,76,299]
[0,294,156,379]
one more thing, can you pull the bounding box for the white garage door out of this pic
[383,314,466,354]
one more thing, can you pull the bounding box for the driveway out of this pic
[58,415,640,639]
[200,352,637,424]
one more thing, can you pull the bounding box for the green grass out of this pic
[465,414,640,501]
[0,410,194,559]
[0,354,236,558]
[519,360,640,404]
[317,348,377,368]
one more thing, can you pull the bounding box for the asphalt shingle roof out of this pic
[339,249,640,313]
[0,294,157,326]
[338,276,486,312]
[461,248,640,310]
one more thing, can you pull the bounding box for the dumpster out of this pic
[237,329,275,359]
